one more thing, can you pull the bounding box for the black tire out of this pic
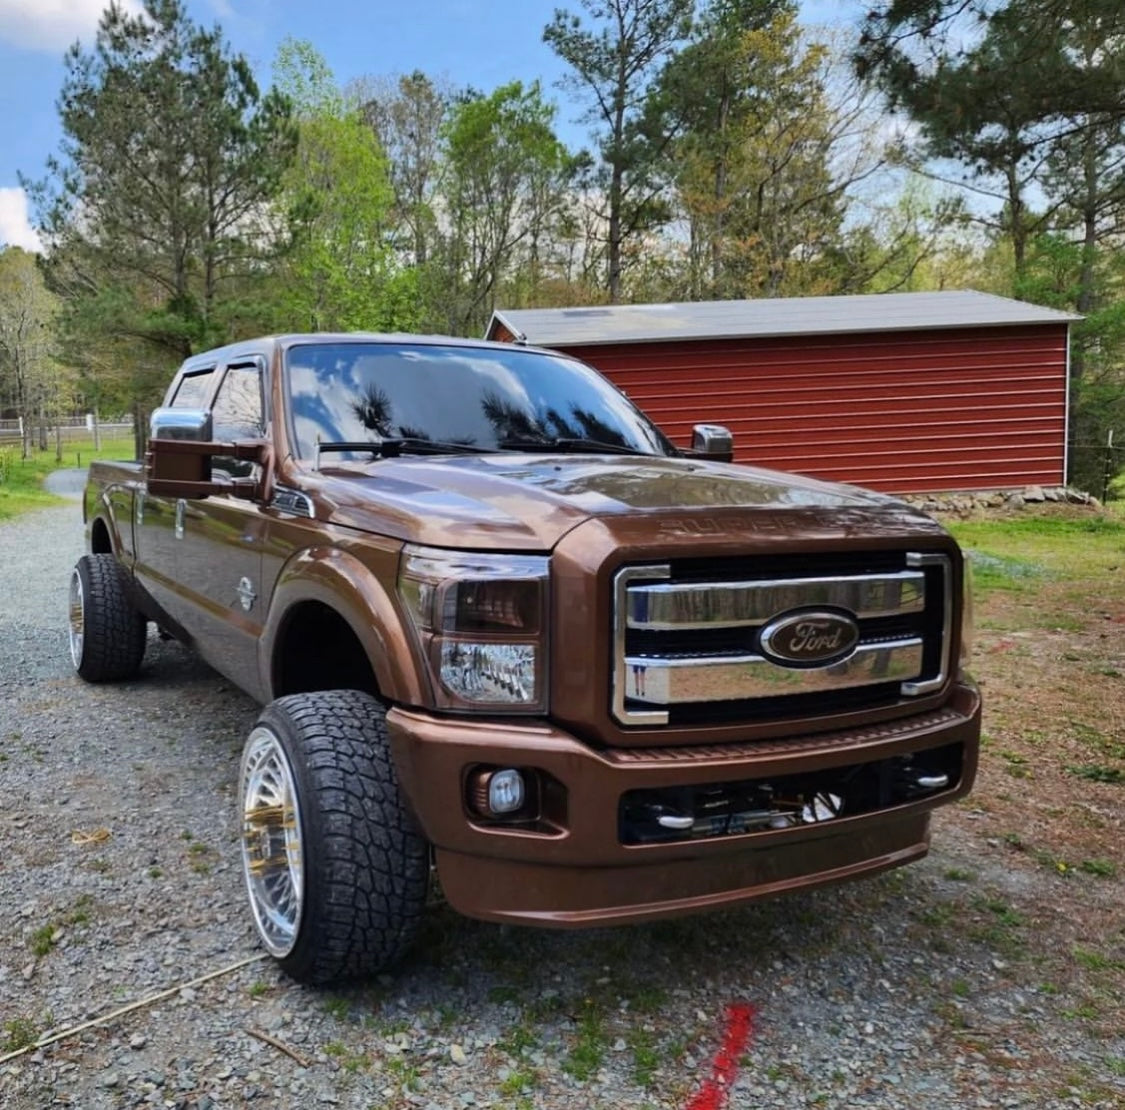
[68,553,147,682]
[238,690,429,984]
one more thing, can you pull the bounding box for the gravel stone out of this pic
[1,493,1123,1110]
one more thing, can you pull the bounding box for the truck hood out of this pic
[310,454,941,551]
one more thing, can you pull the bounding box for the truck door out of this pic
[133,364,217,622]
[175,358,269,698]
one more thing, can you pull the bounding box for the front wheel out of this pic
[238,690,429,984]
[68,554,147,682]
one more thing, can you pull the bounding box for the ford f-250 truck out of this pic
[71,333,980,984]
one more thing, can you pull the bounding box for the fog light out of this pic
[488,769,525,814]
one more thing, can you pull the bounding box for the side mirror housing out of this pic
[150,406,213,443]
[146,409,270,501]
[689,423,734,463]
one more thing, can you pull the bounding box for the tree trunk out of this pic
[608,163,624,304]
[1071,122,1100,383]
[711,85,731,292]
[1005,162,1027,276]
[133,403,147,462]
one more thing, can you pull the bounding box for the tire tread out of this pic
[255,690,429,984]
[73,554,147,682]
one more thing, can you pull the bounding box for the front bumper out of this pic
[386,679,980,926]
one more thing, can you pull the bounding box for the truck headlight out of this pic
[397,546,549,712]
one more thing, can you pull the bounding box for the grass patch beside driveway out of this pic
[0,437,135,521]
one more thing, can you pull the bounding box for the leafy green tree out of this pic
[434,81,573,334]
[1014,233,1125,492]
[358,71,451,269]
[661,7,897,297]
[545,0,694,301]
[29,0,295,373]
[652,0,792,294]
[854,1,1125,276]
[857,0,1125,491]
[269,41,417,333]
[0,247,57,459]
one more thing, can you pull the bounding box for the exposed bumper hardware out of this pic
[619,743,964,845]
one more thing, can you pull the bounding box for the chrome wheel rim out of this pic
[240,727,305,957]
[68,568,84,671]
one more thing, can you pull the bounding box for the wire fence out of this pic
[1070,437,1124,502]
[0,419,134,447]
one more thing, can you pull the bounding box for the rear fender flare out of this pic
[89,491,125,558]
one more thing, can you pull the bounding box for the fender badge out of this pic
[236,576,257,612]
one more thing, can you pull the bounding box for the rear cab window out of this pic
[170,367,216,408]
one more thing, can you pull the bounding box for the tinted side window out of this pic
[211,365,264,479]
[171,368,215,408]
[213,365,264,441]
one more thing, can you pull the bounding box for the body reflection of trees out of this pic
[352,384,394,437]
[350,379,478,447]
[481,390,627,447]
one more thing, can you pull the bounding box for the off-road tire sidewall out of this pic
[71,553,147,682]
[247,691,430,985]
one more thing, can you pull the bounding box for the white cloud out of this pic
[0,0,143,52]
[0,187,42,252]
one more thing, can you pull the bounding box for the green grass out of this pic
[3,1016,42,1052]
[0,436,135,521]
[1079,858,1117,878]
[29,924,58,958]
[562,999,608,1082]
[1065,764,1124,784]
[948,514,1125,596]
[628,1028,660,1088]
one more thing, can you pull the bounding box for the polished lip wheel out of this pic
[68,567,85,670]
[240,727,305,956]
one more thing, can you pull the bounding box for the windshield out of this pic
[284,341,675,459]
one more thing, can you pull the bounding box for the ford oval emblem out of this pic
[759,609,859,667]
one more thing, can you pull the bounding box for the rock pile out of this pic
[900,485,1100,515]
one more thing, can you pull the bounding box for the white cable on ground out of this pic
[0,953,269,1066]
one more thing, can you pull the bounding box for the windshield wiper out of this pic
[498,436,643,456]
[315,438,488,467]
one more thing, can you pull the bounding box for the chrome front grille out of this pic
[612,552,952,727]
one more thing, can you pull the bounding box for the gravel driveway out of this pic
[1,496,1122,1110]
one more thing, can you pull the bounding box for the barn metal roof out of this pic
[487,291,1079,347]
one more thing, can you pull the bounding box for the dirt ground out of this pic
[936,506,1125,1052]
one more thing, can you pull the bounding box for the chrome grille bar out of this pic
[623,639,924,705]
[626,571,925,630]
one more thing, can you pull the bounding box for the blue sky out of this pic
[0,0,863,249]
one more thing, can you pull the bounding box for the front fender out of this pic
[260,545,427,707]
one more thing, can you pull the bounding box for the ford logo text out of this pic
[759,610,860,667]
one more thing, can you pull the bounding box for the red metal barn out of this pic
[485,292,1077,494]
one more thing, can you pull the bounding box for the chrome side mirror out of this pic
[691,423,734,462]
[150,407,213,442]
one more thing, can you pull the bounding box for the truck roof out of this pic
[178,333,550,373]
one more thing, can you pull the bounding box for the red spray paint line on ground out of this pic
[682,1002,756,1110]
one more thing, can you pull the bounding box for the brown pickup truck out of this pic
[71,333,980,984]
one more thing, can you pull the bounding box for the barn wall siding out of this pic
[555,325,1068,493]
